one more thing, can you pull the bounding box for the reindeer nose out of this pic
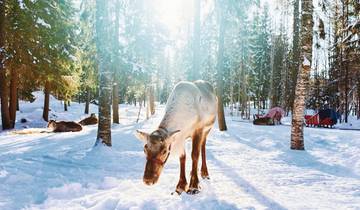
[143,177,156,186]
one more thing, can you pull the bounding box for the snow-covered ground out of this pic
[1,93,360,210]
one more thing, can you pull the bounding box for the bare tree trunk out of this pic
[0,0,11,130]
[230,69,234,116]
[149,85,155,115]
[146,87,150,120]
[95,0,112,146]
[42,81,50,122]
[64,100,68,111]
[16,93,19,111]
[136,98,143,123]
[281,52,289,109]
[237,74,242,117]
[112,83,119,123]
[216,2,227,131]
[269,34,275,108]
[112,0,120,124]
[247,100,251,120]
[357,79,360,119]
[343,1,349,123]
[291,0,313,150]
[85,88,90,114]
[0,72,11,130]
[344,64,349,122]
[9,68,18,127]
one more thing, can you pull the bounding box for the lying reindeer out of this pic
[79,113,98,125]
[135,80,217,195]
[47,120,83,132]
[253,117,274,125]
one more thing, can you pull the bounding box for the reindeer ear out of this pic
[168,130,180,138]
[135,130,149,142]
[164,130,180,143]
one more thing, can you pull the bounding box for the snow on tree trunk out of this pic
[95,0,112,147]
[291,0,314,150]
[216,2,227,131]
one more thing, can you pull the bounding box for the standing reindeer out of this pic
[135,80,217,195]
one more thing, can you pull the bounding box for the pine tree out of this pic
[249,4,271,109]
[269,35,286,108]
[79,0,98,115]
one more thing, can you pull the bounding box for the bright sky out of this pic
[154,0,193,36]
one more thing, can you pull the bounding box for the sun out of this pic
[153,0,194,36]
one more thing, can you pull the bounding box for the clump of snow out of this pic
[36,18,51,29]
[18,0,26,9]
[0,169,9,178]
[46,183,89,200]
[303,55,311,66]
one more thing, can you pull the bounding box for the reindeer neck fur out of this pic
[159,83,200,136]
[157,81,216,156]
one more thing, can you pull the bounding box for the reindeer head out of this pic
[47,120,56,129]
[135,128,180,185]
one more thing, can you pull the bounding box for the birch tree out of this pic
[291,0,314,150]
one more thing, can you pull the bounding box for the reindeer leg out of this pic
[187,130,202,195]
[175,152,188,195]
[201,129,211,179]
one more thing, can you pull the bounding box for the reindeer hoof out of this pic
[201,175,210,180]
[174,187,187,195]
[171,191,181,196]
[201,170,210,179]
[186,188,200,195]
[175,182,188,195]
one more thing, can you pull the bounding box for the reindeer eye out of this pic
[162,150,167,155]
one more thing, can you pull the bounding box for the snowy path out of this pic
[1,99,360,209]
